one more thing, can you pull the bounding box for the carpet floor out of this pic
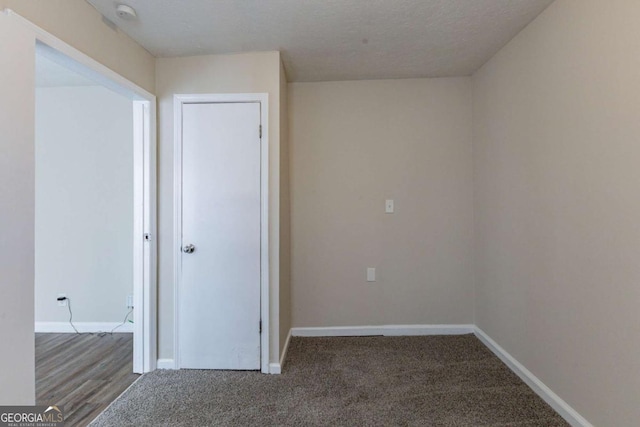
[90,335,568,426]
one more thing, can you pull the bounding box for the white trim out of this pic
[35,322,134,334]
[156,359,177,370]
[269,328,292,375]
[474,327,593,427]
[132,99,158,373]
[132,101,144,373]
[173,93,270,373]
[6,9,158,374]
[384,324,475,336]
[141,99,158,373]
[291,324,475,337]
[293,326,384,337]
[268,363,282,375]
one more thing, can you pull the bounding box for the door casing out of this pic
[173,93,270,374]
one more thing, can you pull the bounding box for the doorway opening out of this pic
[30,28,156,423]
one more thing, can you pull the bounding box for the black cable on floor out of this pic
[110,308,134,334]
[66,297,80,334]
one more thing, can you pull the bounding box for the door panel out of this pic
[179,102,261,370]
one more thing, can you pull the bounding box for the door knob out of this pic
[182,244,195,254]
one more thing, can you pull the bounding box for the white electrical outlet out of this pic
[126,294,134,308]
[57,293,67,307]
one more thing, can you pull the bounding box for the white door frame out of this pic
[173,93,270,374]
[7,10,158,373]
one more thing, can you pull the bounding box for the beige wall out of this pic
[279,61,292,355]
[473,0,640,425]
[0,11,35,405]
[4,0,155,93]
[290,78,474,327]
[155,52,285,364]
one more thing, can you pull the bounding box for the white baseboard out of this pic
[292,326,383,337]
[474,327,592,427]
[384,324,475,336]
[268,362,281,374]
[269,328,292,375]
[291,324,475,337]
[156,359,176,370]
[35,321,133,334]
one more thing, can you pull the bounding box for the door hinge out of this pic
[259,125,262,139]
[259,320,262,334]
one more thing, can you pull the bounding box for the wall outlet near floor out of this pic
[367,268,376,282]
[57,293,67,307]
[126,294,134,308]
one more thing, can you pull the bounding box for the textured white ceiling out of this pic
[86,0,554,82]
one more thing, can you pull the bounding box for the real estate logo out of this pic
[0,406,64,427]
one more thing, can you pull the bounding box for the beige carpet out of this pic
[91,335,568,426]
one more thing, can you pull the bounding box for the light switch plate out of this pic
[367,268,376,282]
[385,199,394,214]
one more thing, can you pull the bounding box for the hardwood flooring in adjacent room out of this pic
[35,333,139,427]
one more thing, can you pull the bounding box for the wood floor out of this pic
[35,333,139,427]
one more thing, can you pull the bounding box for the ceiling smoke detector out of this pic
[116,4,137,21]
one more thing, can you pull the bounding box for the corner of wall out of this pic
[278,53,292,362]
[468,1,639,425]
[469,74,478,329]
[0,9,36,405]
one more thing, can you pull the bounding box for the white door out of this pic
[178,102,261,370]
